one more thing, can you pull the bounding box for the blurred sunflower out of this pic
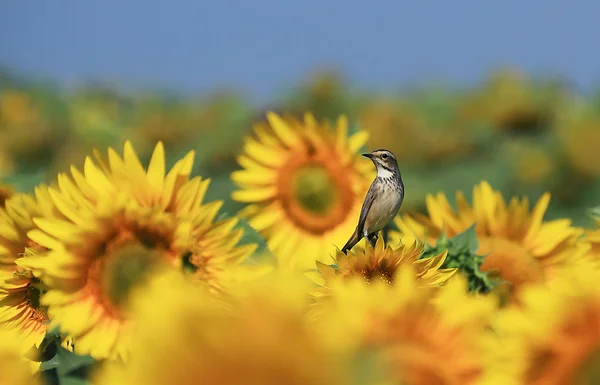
[558,114,600,179]
[0,189,60,351]
[506,140,556,187]
[231,112,373,270]
[0,329,40,385]
[307,237,456,299]
[0,89,67,168]
[390,181,587,298]
[458,69,564,134]
[18,142,258,359]
[93,268,388,385]
[358,99,423,163]
[481,259,600,385]
[320,265,497,385]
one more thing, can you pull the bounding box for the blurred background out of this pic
[1,0,599,226]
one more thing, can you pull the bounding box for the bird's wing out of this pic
[357,185,377,237]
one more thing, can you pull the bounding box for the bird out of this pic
[341,149,404,254]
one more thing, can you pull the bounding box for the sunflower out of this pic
[18,142,258,359]
[231,112,373,270]
[556,110,600,179]
[0,329,40,385]
[481,259,600,385]
[93,267,389,385]
[307,236,456,298]
[319,264,497,385]
[390,181,587,298]
[0,189,59,351]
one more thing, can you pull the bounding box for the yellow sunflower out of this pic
[318,264,497,385]
[0,329,40,385]
[0,189,60,351]
[390,181,587,298]
[231,112,373,270]
[93,267,391,385]
[307,236,456,300]
[481,259,600,385]
[17,142,258,360]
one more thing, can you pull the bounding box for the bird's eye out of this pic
[381,154,388,159]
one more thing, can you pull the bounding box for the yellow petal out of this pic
[231,186,277,203]
[266,112,303,150]
[146,141,166,198]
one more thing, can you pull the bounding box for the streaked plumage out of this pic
[341,149,404,253]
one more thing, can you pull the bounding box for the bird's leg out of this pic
[367,232,379,248]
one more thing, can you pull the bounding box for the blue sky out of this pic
[1,0,598,101]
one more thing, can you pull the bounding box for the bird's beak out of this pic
[362,153,374,159]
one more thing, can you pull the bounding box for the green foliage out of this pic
[38,327,96,385]
[420,225,499,294]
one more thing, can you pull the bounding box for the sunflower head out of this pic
[313,236,456,287]
[481,259,600,385]
[319,264,497,385]
[231,112,374,270]
[557,111,600,179]
[93,267,385,385]
[390,181,586,299]
[0,189,58,351]
[16,141,259,360]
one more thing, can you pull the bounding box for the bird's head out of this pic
[362,149,399,176]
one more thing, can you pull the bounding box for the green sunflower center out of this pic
[100,242,164,311]
[291,165,338,215]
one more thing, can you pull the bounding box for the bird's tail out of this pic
[341,228,360,254]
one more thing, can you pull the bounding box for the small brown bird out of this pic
[341,149,404,253]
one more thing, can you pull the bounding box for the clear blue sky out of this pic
[1,0,598,101]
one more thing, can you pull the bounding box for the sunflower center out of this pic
[291,165,338,215]
[277,156,355,235]
[360,266,395,285]
[26,278,49,322]
[478,236,543,294]
[90,233,166,317]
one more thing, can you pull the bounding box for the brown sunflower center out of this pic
[89,232,167,317]
[291,166,338,215]
[358,265,395,285]
[26,277,49,322]
[478,236,543,293]
[277,156,355,235]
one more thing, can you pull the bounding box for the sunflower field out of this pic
[1,67,600,385]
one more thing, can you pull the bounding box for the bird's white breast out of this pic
[377,167,395,179]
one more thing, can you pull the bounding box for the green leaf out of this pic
[39,355,60,371]
[56,347,95,378]
[419,229,498,294]
[588,205,600,222]
[450,224,479,253]
[59,377,89,385]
